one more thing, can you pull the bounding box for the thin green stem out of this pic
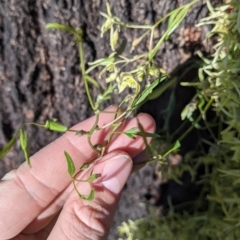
[72,179,86,199]
[87,135,98,154]
[79,41,96,111]
[118,22,152,29]
[107,107,123,144]
[100,111,128,130]
[89,112,100,134]
[87,112,100,154]
[111,131,122,135]
[67,129,83,133]
[24,122,45,128]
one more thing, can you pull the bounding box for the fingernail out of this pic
[102,154,132,194]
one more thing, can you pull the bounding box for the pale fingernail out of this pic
[102,154,132,194]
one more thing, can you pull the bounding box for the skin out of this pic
[0,106,155,240]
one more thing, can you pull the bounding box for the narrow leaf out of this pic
[166,7,188,39]
[46,23,76,35]
[136,132,160,138]
[85,75,100,88]
[20,128,27,149]
[123,127,160,139]
[64,151,75,176]
[167,8,181,34]
[20,128,30,166]
[133,77,166,107]
[0,131,19,158]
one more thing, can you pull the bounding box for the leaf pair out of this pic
[123,127,160,140]
[64,151,101,201]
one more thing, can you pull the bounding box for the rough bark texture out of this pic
[0,0,217,239]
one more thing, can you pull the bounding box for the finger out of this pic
[48,150,132,240]
[24,113,155,234]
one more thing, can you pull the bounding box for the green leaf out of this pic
[148,0,198,60]
[64,151,75,176]
[44,120,67,132]
[46,23,77,35]
[95,84,115,109]
[20,128,30,166]
[80,163,90,171]
[172,140,181,151]
[123,127,138,139]
[136,132,160,138]
[87,52,116,66]
[20,128,27,149]
[167,8,182,38]
[163,140,181,158]
[0,131,19,158]
[124,127,138,134]
[79,189,95,201]
[124,133,136,139]
[133,76,166,107]
[87,173,101,183]
[123,127,161,139]
[166,7,188,40]
[84,75,100,88]
[86,189,95,201]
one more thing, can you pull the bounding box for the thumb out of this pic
[48,151,132,240]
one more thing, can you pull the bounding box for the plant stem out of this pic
[178,97,214,142]
[100,111,127,130]
[24,122,45,128]
[79,41,96,111]
[86,112,102,154]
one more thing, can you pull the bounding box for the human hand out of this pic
[0,106,155,240]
